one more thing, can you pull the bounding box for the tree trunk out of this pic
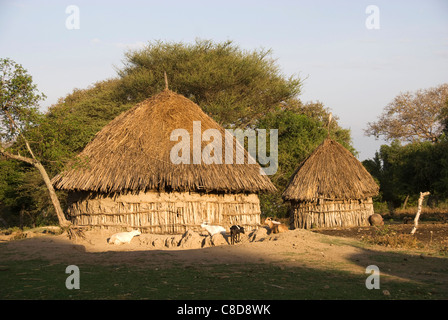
[402,195,410,210]
[19,206,24,230]
[410,191,430,235]
[0,217,8,228]
[0,147,71,228]
[34,161,71,228]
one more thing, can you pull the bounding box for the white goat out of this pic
[201,221,226,236]
[108,230,141,245]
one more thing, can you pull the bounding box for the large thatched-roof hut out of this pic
[282,137,379,229]
[52,89,276,234]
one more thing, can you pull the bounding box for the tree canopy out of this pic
[363,139,448,208]
[363,84,448,209]
[365,83,448,143]
[0,58,45,142]
[118,39,302,128]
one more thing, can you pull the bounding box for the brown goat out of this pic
[264,217,288,234]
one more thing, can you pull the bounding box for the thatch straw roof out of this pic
[282,138,379,201]
[52,89,276,194]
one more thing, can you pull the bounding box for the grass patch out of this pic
[318,234,367,249]
[0,259,443,300]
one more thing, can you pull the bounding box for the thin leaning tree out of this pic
[410,191,430,235]
[0,58,73,231]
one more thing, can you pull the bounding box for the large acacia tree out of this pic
[118,39,302,128]
[37,39,304,170]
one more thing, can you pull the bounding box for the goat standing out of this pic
[201,221,226,236]
[230,225,245,244]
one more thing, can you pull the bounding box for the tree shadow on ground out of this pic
[346,245,448,297]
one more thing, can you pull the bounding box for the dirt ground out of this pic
[1,227,356,268]
[1,224,448,290]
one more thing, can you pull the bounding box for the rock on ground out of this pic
[250,227,269,242]
[178,230,204,249]
[211,232,228,246]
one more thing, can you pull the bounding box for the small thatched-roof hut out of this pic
[282,137,379,229]
[52,89,276,234]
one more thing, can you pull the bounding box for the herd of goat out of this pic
[107,217,288,245]
[107,214,385,245]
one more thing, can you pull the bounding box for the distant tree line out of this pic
[363,84,448,209]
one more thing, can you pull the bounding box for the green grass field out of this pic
[0,257,443,300]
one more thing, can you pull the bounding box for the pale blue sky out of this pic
[1,0,447,160]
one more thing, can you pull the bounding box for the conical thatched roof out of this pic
[282,138,378,201]
[52,89,276,194]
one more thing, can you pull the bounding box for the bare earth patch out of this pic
[1,225,447,292]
